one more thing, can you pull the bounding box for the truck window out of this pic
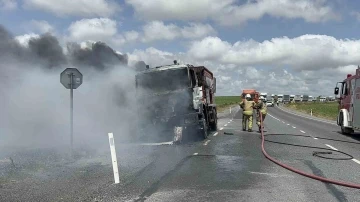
[342,82,347,95]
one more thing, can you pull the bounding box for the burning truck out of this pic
[135,61,218,143]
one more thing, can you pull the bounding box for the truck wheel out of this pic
[200,119,208,139]
[210,109,218,131]
[339,112,354,135]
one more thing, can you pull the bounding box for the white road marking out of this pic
[213,132,218,137]
[230,120,233,122]
[351,159,360,165]
[325,144,338,151]
[193,153,198,155]
[228,122,231,124]
[224,124,228,127]
[108,133,120,184]
[204,140,211,146]
[313,137,318,140]
[134,141,174,146]
[249,172,294,178]
[282,121,285,123]
[277,106,337,126]
[287,124,290,126]
[292,126,296,128]
[300,130,306,133]
[220,127,224,130]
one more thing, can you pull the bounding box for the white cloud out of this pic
[29,20,55,33]
[0,0,17,10]
[15,33,40,47]
[23,0,120,17]
[141,21,216,42]
[124,31,140,42]
[188,35,360,70]
[126,0,339,26]
[66,18,126,47]
[127,46,358,96]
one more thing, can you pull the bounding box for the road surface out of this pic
[1,106,360,202]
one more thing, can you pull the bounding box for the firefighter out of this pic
[239,94,255,132]
[255,96,267,132]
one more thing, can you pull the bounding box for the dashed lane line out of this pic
[300,130,306,133]
[220,127,224,131]
[313,137,318,140]
[287,124,290,126]
[193,153,198,155]
[352,159,360,165]
[292,126,296,129]
[325,144,338,151]
[224,124,228,127]
[213,132,218,137]
[203,140,211,146]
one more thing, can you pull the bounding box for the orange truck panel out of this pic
[241,89,259,102]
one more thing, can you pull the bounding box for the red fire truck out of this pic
[334,67,360,134]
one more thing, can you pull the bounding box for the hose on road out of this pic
[259,113,360,189]
[262,134,353,160]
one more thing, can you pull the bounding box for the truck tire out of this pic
[200,119,208,139]
[210,108,218,131]
[339,112,354,135]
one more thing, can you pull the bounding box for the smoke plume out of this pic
[0,24,144,154]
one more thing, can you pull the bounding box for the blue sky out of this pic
[1,0,360,96]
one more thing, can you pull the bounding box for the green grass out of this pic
[215,96,241,112]
[284,102,338,121]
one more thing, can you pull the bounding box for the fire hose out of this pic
[259,112,360,189]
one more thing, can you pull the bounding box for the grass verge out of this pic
[284,102,338,121]
[215,96,240,112]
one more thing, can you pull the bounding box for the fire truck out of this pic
[334,67,360,134]
[241,89,260,102]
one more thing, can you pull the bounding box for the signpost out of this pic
[60,68,83,155]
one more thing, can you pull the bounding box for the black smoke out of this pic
[0,24,147,71]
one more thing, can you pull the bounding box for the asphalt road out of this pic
[2,106,360,202]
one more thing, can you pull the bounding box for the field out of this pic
[284,102,338,121]
[215,96,241,112]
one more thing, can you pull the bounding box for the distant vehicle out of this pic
[302,95,309,102]
[283,95,290,103]
[290,95,295,102]
[260,92,268,101]
[319,97,326,102]
[277,94,284,103]
[135,61,218,142]
[334,67,360,134]
[308,96,313,102]
[266,100,274,107]
[294,95,301,102]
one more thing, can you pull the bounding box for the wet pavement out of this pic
[2,106,360,201]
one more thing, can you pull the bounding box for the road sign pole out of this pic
[60,68,83,157]
[70,73,74,155]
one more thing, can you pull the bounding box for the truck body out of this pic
[260,92,268,101]
[283,95,290,103]
[308,96,313,102]
[334,67,360,134]
[302,95,309,102]
[277,94,284,103]
[294,95,301,102]
[242,89,260,102]
[135,62,217,143]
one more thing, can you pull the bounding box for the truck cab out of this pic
[135,61,218,143]
[334,68,360,134]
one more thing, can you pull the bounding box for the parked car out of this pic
[266,101,274,107]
